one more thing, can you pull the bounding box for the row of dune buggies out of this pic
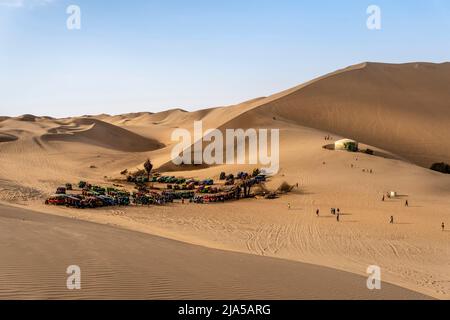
[131,170,268,205]
[192,188,242,204]
[45,182,131,209]
[129,173,215,191]
[134,189,242,205]
[45,169,269,209]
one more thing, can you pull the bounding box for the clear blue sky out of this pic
[1,0,449,117]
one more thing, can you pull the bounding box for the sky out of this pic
[0,0,449,117]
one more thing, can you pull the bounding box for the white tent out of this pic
[335,139,359,152]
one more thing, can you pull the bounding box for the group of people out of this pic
[314,208,341,222]
[287,195,446,231]
[382,195,446,231]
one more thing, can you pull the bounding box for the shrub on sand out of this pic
[430,162,450,174]
[278,182,295,193]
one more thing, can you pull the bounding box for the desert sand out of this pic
[0,204,429,300]
[0,62,449,299]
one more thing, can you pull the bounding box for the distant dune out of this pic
[41,118,164,152]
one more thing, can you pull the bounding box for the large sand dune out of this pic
[226,62,450,167]
[157,62,450,171]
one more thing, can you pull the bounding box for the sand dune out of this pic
[0,204,429,300]
[40,118,164,152]
[226,62,450,168]
[157,62,450,171]
[0,116,163,153]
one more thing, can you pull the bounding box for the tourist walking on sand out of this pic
[316,209,320,217]
[442,222,445,231]
[382,195,385,202]
[390,216,394,224]
[336,213,340,222]
[405,200,409,207]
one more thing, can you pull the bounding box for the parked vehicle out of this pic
[201,179,214,186]
[56,187,66,195]
[78,181,87,189]
[65,196,84,208]
[255,174,266,182]
[98,195,116,206]
[225,178,235,186]
[157,176,168,183]
[91,186,106,195]
[167,176,177,183]
[116,196,130,206]
[83,197,104,208]
[186,179,199,186]
[237,172,249,180]
[45,195,67,206]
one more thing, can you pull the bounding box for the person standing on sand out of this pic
[442,222,445,231]
[405,200,409,207]
[382,195,385,202]
[288,203,291,210]
[337,213,340,222]
[390,216,394,224]
[316,209,319,217]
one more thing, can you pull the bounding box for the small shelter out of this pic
[335,139,359,152]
